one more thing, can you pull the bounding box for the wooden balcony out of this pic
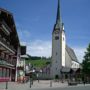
[0,57,15,68]
[0,35,16,54]
[0,20,11,35]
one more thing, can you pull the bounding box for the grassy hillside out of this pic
[26,59,51,68]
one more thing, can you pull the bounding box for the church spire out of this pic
[55,0,62,29]
[56,0,60,23]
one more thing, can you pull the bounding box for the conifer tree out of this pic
[82,44,90,75]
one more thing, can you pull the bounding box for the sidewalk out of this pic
[31,80,68,88]
[0,80,68,90]
[0,80,90,90]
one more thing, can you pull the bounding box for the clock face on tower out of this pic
[55,36,59,40]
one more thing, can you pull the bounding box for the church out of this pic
[51,0,80,79]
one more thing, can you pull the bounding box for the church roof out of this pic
[66,45,78,62]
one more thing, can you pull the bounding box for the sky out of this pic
[0,0,90,63]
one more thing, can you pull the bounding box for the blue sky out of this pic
[0,0,90,62]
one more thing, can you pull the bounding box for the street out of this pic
[28,86,90,90]
[29,86,90,90]
[0,80,90,90]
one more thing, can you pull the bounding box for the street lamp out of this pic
[29,69,35,88]
[32,69,35,85]
[29,72,32,88]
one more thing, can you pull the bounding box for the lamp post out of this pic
[29,72,32,88]
[32,69,35,85]
[50,79,52,87]
[40,69,42,82]
[50,62,52,87]
[29,69,35,88]
[6,81,8,90]
[36,73,39,83]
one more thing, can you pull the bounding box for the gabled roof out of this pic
[0,8,13,15]
[66,45,78,62]
[20,54,29,59]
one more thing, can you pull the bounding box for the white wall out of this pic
[51,28,66,78]
[71,61,80,69]
[61,31,66,67]
[15,46,21,81]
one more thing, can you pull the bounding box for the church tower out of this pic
[51,0,66,78]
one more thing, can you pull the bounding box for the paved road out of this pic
[0,80,90,90]
[29,86,90,90]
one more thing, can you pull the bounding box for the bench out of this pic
[68,81,78,86]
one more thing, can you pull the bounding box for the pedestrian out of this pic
[37,73,39,83]
[83,80,85,85]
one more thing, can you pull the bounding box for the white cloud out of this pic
[73,47,86,63]
[21,40,52,57]
[17,29,31,40]
[16,22,31,41]
[21,40,86,63]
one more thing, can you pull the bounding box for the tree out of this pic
[82,43,90,75]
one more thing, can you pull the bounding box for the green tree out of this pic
[82,43,90,75]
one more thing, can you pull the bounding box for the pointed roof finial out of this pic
[55,0,62,29]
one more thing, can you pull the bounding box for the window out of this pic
[7,69,9,77]
[0,34,1,37]
[56,52,57,55]
[2,24,10,35]
[63,37,64,41]
[3,68,6,77]
[0,68,2,77]
[55,36,59,40]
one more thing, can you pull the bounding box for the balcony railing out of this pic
[0,58,15,67]
[1,20,11,35]
[0,35,16,54]
[2,24,10,35]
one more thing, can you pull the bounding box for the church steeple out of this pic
[55,0,62,30]
[56,0,60,24]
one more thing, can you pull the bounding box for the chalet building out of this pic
[0,8,21,82]
[17,45,28,82]
[21,46,26,55]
